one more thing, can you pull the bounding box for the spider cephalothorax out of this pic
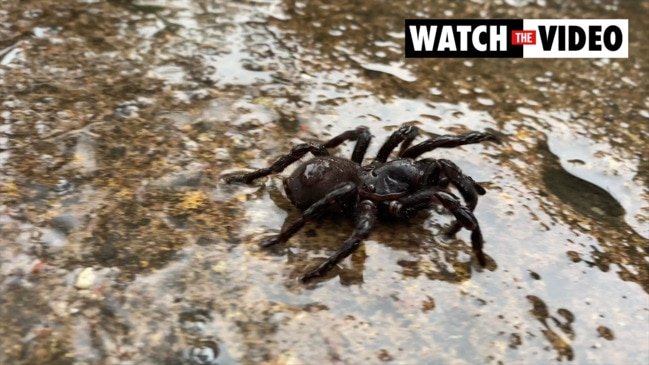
[224,125,499,282]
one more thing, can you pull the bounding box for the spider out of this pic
[224,125,499,282]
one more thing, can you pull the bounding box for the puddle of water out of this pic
[0,0,648,364]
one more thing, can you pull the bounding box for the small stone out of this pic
[214,148,229,161]
[75,267,96,289]
[188,339,219,365]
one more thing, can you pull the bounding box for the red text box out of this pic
[512,30,536,45]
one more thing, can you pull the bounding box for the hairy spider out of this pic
[224,125,499,282]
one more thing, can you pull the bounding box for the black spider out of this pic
[224,125,499,282]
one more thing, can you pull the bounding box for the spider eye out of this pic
[364,184,375,192]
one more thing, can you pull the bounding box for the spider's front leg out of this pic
[431,159,488,237]
[302,200,377,282]
[421,158,486,211]
[260,182,358,248]
[388,189,487,266]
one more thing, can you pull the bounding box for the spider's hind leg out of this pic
[224,143,329,184]
[302,200,377,282]
[324,126,372,164]
[225,126,373,184]
[373,125,420,164]
[259,182,358,248]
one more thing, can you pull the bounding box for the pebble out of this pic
[75,267,96,289]
[188,339,220,365]
[214,148,229,161]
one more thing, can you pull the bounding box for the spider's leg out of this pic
[385,188,442,218]
[373,125,419,164]
[433,159,487,237]
[224,143,329,184]
[324,126,372,164]
[260,182,358,248]
[435,159,486,210]
[387,189,486,266]
[433,191,486,266]
[301,200,377,282]
[401,131,498,159]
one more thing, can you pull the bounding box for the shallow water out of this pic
[1,0,647,364]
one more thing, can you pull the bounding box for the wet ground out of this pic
[1,0,648,364]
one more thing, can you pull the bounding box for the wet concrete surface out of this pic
[0,0,648,364]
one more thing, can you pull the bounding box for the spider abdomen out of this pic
[283,156,361,210]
